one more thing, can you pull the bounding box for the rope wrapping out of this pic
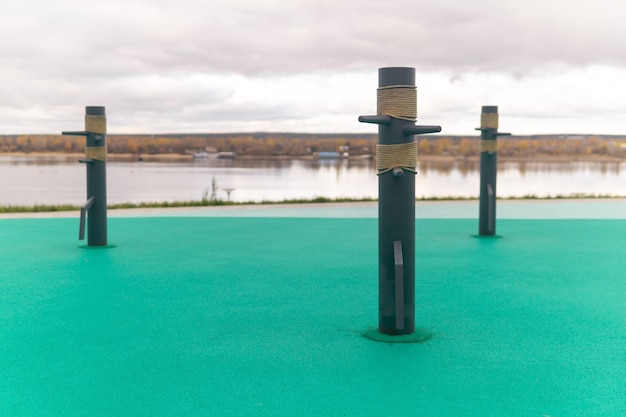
[480,113,499,130]
[376,142,418,175]
[377,85,417,121]
[480,140,498,153]
[85,146,107,161]
[85,115,107,134]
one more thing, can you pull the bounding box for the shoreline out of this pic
[2,198,626,219]
[2,195,626,217]
[1,152,624,163]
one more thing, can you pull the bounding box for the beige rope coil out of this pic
[85,146,107,161]
[85,115,107,134]
[480,113,498,130]
[376,142,418,175]
[377,85,417,121]
[480,140,498,153]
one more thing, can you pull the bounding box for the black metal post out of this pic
[63,106,108,246]
[476,106,510,236]
[359,67,441,335]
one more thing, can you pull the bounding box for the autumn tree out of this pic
[457,138,478,157]
[418,139,431,155]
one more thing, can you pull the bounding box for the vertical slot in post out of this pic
[487,184,494,234]
[79,196,95,240]
[394,240,404,330]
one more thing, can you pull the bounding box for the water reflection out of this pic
[0,155,78,166]
[500,161,623,176]
[0,155,624,205]
[191,156,376,171]
[192,157,293,169]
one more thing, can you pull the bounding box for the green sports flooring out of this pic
[1,212,625,416]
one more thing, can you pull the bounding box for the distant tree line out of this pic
[1,134,625,158]
[0,134,376,156]
[418,136,626,158]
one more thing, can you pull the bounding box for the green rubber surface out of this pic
[1,217,625,416]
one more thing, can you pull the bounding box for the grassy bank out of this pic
[0,197,373,213]
[1,194,625,214]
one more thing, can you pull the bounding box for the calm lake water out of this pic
[1,155,625,205]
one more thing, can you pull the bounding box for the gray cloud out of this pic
[5,0,626,77]
[2,0,626,134]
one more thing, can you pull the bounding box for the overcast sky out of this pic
[2,0,625,135]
